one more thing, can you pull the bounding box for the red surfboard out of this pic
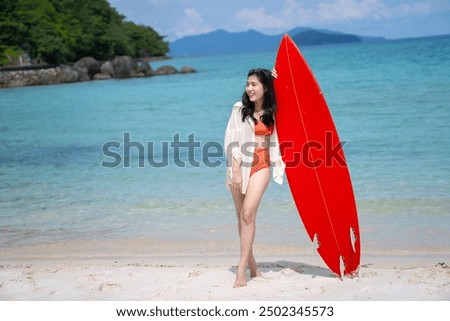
[274,34,360,277]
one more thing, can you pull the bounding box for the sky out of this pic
[107,0,450,41]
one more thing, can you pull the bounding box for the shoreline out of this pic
[1,239,449,300]
[0,55,194,89]
[2,237,450,259]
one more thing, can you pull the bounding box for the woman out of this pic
[224,68,285,287]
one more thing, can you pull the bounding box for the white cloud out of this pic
[235,7,284,29]
[109,0,450,40]
[303,0,448,23]
[316,0,390,21]
[232,0,448,33]
[392,1,438,16]
[233,0,392,33]
[280,0,313,22]
[185,8,203,23]
[173,8,213,39]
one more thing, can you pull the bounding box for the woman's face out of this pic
[246,75,266,106]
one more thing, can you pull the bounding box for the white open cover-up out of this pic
[224,101,285,194]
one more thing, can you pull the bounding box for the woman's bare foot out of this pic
[233,265,247,288]
[250,269,262,278]
[248,257,262,278]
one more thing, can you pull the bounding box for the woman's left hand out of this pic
[271,68,278,79]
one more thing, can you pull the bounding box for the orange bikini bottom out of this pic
[250,148,270,176]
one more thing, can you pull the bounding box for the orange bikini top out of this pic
[254,121,274,136]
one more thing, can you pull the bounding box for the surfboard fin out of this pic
[339,256,346,279]
[312,233,320,252]
[350,227,357,253]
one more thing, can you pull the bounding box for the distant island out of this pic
[169,27,386,56]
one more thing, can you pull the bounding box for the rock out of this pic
[100,61,114,76]
[0,70,28,88]
[134,58,153,76]
[73,57,100,79]
[32,68,58,86]
[111,56,137,78]
[154,65,178,75]
[6,53,33,67]
[16,68,55,87]
[0,65,83,87]
[179,66,197,74]
[56,65,82,83]
[0,56,192,88]
[93,73,112,80]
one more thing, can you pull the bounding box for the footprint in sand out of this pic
[97,282,120,291]
[188,270,202,278]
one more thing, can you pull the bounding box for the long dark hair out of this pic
[241,68,276,127]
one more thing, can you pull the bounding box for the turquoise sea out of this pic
[1,36,449,254]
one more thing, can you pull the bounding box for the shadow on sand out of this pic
[229,260,334,279]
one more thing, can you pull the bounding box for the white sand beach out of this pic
[1,239,449,301]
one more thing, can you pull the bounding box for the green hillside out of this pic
[0,0,169,66]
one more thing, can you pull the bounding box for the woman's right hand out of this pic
[231,170,242,192]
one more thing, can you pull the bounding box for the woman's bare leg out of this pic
[232,168,270,287]
[230,188,261,279]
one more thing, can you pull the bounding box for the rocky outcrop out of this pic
[111,56,137,78]
[179,66,197,74]
[134,58,153,77]
[154,65,177,75]
[0,56,197,88]
[0,65,83,88]
[100,61,114,77]
[56,64,84,83]
[73,57,100,80]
